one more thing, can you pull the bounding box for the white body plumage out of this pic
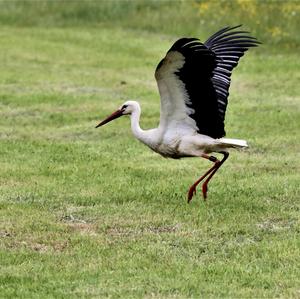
[123,100,247,159]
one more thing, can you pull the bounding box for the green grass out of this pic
[0,1,300,298]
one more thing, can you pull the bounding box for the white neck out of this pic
[130,107,145,141]
[128,103,159,147]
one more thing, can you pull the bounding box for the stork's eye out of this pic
[121,105,128,110]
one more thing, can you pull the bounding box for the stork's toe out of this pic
[187,186,197,203]
[202,184,208,200]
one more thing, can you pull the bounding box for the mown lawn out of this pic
[0,1,299,298]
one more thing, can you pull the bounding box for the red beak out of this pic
[95,109,123,128]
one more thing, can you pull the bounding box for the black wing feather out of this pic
[205,25,260,133]
[167,38,224,138]
[155,25,259,138]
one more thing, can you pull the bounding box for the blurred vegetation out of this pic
[1,1,300,298]
[0,0,299,49]
[195,0,300,49]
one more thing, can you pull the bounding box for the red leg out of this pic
[187,154,220,203]
[201,151,229,199]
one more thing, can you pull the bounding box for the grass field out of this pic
[0,1,299,298]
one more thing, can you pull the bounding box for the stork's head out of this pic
[95,101,140,128]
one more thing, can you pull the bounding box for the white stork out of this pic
[96,25,260,201]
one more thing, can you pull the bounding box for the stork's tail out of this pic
[218,138,248,149]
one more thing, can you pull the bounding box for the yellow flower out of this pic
[197,1,210,14]
[237,0,257,16]
[268,26,282,38]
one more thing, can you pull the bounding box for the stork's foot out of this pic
[187,185,197,203]
[187,152,229,204]
[202,183,208,200]
[188,183,208,202]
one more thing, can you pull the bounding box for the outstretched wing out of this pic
[155,25,259,138]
